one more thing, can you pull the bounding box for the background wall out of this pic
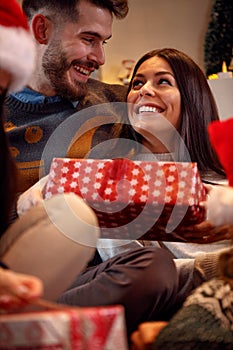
[18,0,214,84]
[101,0,213,84]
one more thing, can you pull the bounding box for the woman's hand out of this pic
[162,184,233,243]
[0,268,43,312]
[178,184,233,243]
[177,220,233,243]
[145,219,233,243]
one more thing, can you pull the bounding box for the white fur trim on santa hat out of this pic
[0,24,35,92]
[206,185,233,226]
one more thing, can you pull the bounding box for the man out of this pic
[3,0,219,337]
[4,0,129,193]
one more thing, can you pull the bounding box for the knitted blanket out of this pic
[154,277,233,349]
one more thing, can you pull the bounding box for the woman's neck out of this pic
[141,137,171,154]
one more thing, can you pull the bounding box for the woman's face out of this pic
[127,56,181,152]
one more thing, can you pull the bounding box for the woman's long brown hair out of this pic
[125,48,225,176]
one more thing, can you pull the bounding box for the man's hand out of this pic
[0,268,43,312]
[17,175,48,216]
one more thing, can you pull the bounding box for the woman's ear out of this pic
[31,14,53,45]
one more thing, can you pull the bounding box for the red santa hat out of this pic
[0,0,35,92]
[206,117,233,226]
[208,118,233,187]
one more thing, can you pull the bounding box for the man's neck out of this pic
[27,72,56,96]
[27,82,56,97]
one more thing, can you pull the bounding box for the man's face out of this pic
[42,0,113,100]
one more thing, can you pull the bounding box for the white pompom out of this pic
[206,186,233,226]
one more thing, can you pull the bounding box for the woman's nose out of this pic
[140,82,156,97]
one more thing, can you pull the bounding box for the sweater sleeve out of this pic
[193,249,229,287]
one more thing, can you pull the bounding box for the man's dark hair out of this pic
[22,0,128,21]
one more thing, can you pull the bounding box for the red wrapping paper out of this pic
[43,158,206,241]
[0,305,127,349]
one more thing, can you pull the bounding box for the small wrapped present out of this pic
[43,158,206,241]
[0,304,127,349]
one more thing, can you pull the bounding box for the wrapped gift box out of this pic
[43,158,206,241]
[0,305,127,350]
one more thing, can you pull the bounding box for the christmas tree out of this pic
[204,0,233,77]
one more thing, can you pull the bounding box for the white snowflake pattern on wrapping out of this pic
[43,158,206,239]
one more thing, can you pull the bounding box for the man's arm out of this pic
[17,175,48,216]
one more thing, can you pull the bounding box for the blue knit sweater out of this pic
[4,79,127,193]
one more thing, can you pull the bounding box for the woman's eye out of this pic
[158,78,171,85]
[132,79,143,89]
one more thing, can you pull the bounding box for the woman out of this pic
[90,48,230,261]
[126,50,233,348]
[123,48,229,258]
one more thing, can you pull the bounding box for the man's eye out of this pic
[83,37,93,43]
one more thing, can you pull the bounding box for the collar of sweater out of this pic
[135,152,175,161]
[11,87,79,108]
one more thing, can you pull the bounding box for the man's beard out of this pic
[42,40,89,101]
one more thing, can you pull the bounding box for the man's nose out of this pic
[88,44,105,66]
